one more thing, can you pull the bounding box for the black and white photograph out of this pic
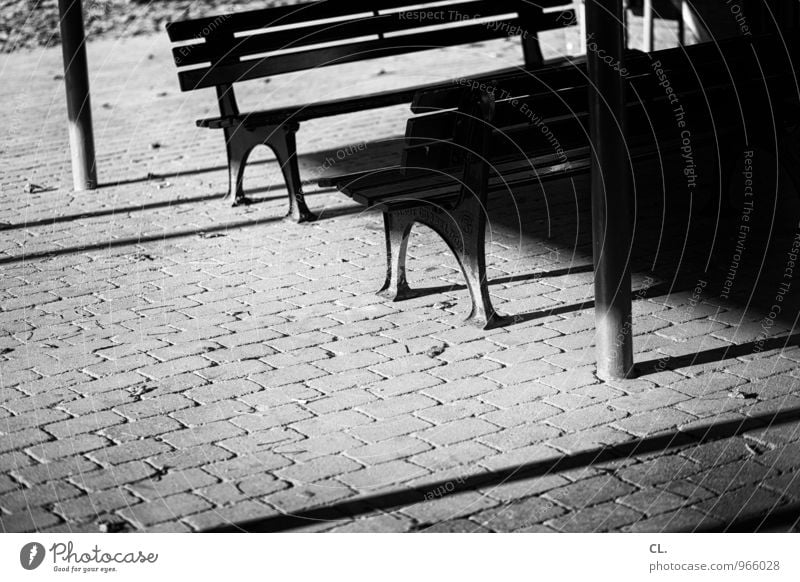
[1,0,799,570]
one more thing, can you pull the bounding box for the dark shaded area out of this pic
[206,404,800,532]
[697,502,800,533]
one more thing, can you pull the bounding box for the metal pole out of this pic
[585,0,634,380]
[577,0,586,54]
[58,0,97,190]
[644,0,654,52]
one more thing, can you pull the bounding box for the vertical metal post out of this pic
[577,0,587,54]
[644,0,654,52]
[58,0,97,190]
[622,0,629,49]
[585,0,634,380]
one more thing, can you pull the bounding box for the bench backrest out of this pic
[403,34,800,170]
[166,0,575,91]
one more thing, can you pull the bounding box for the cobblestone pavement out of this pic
[1,21,799,533]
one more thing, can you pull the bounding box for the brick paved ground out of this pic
[1,17,799,533]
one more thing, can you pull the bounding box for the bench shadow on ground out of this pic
[206,404,800,533]
[1,142,405,233]
[409,150,800,341]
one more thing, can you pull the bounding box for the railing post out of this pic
[585,0,634,380]
[644,0,654,52]
[58,0,97,190]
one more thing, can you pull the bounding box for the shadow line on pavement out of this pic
[205,406,800,533]
[0,187,343,232]
[0,215,282,265]
[636,333,800,375]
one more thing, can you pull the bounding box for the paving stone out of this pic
[484,360,562,385]
[328,512,414,533]
[129,467,219,500]
[13,456,101,486]
[338,460,429,490]
[612,408,696,437]
[264,478,356,513]
[292,410,373,437]
[26,434,107,461]
[479,382,558,407]
[273,432,363,462]
[347,436,431,465]
[0,480,83,512]
[611,388,690,413]
[617,455,702,486]
[181,379,263,404]
[366,372,443,397]
[618,488,687,516]
[547,501,644,532]
[623,508,723,532]
[252,364,328,387]
[204,451,293,480]
[419,418,499,446]
[472,495,565,531]
[0,428,52,455]
[171,400,253,426]
[480,401,561,428]
[350,415,431,443]
[103,417,184,442]
[419,518,492,532]
[689,459,778,494]
[162,421,245,449]
[148,445,234,471]
[0,509,62,533]
[670,371,748,397]
[52,488,140,520]
[548,403,629,432]
[422,377,498,403]
[2,408,71,433]
[431,358,504,381]
[120,493,212,527]
[183,500,279,531]
[410,441,496,472]
[479,423,562,451]
[357,393,438,420]
[115,394,196,420]
[369,354,443,377]
[547,475,636,509]
[695,485,787,522]
[275,455,362,484]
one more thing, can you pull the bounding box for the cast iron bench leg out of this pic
[378,211,415,301]
[222,124,254,207]
[379,199,499,329]
[267,122,317,223]
[221,122,317,222]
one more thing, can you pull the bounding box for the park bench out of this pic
[166,0,577,222]
[320,34,800,328]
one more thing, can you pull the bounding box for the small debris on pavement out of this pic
[24,182,47,193]
[425,343,447,357]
